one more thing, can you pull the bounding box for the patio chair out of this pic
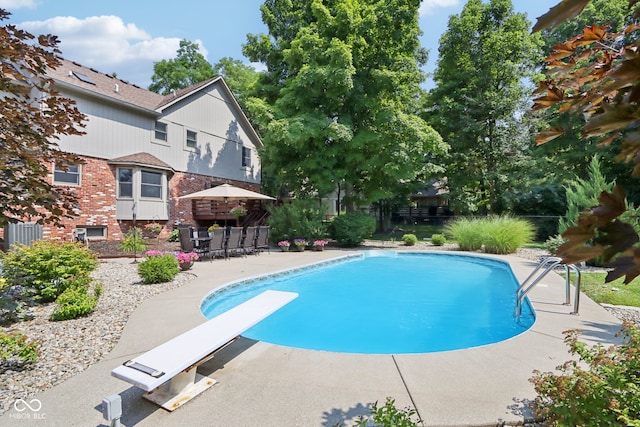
[242,226,258,255]
[225,227,244,259]
[208,229,226,259]
[254,226,270,254]
[179,228,210,260]
[179,228,194,252]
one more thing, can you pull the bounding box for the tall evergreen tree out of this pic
[426,0,543,214]
[243,0,446,216]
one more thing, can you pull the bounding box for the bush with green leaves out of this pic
[120,227,147,253]
[329,212,376,247]
[137,254,179,284]
[354,398,421,427]
[267,199,327,244]
[430,233,446,246]
[1,240,98,302]
[167,229,180,242]
[401,234,418,246]
[530,323,640,426]
[446,216,534,254]
[0,330,39,372]
[543,234,566,255]
[482,216,535,254]
[50,280,100,321]
[445,217,484,251]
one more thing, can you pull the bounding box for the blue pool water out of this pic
[201,252,535,354]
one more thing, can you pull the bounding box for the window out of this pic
[53,164,81,185]
[155,122,167,142]
[79,226,107,240]
[242,147,251,168]
[141,170,162,199]
[72,71,95,85]
[118,168,133,198]
[186,130,197,148]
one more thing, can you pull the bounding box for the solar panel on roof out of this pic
[72,71,95,85]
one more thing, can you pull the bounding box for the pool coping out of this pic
[9,249,624,427]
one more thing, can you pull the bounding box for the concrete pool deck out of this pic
[2,249,624,427]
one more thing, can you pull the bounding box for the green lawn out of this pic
[564,272,640,308]
[371,224,447,242]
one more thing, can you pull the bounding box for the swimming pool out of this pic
[201,251,535,354]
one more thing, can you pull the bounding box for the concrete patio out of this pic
[0,249,623,427]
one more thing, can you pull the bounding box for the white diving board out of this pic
[111,290,298,411]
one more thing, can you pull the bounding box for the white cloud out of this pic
[419,0,460,16]
[17,15,195,87]
[0,0,36,9]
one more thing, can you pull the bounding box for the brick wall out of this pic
[37,156,260,242]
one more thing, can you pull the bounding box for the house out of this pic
[393,179,451,224]
[39,58,264,241]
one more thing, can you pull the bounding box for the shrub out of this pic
[167,229,180,242]
[268,199,327,243]
[445,217,484,251]
[137,254,179,284]
[354,398,421,427]
[0,331,39,371]
[430,234,446,246]
[50,280,99,321]
[482,216,535,255]
[543,234,566,255]
[120,227,146,253]
[401,234,418,246]
[329,213,376,247]
[0,240,98,302]
[530,323,640,426]
[446,216,534,254]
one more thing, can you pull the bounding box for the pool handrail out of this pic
[515,257,581,317]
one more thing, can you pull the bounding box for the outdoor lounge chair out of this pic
[254,226,270,254]
[208,229,226,259]
[242,226,258,255]
[111,290,298,412]
[225,227,244,259]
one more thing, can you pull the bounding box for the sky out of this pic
[0,0,560,89]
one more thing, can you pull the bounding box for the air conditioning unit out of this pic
[73,228,87,244]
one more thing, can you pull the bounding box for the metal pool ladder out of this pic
[515,256,581,317]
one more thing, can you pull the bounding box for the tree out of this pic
[212,57,260,111]
[243,0,446,221]
[426,0,543,215]
[0,9,86,227]
[148,39,215,95]
[559,156,614,234]
[532,0,640,283]
[533,0,636,201]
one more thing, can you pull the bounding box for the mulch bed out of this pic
[88,238,181,258]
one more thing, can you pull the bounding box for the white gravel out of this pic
[0,259,193,414]
[0,246,638,415]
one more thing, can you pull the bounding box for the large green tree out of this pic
[0,9,86,227]
[148,39,215,95]
[532,0,640,283]
[426,0,543,214]
[533,0,637,201]
[212,57,260,112]
[242,0,446,219]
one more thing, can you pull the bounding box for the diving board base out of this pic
[143,371,217,412]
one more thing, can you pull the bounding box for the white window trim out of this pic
[117,167,134,199]
[186,129,198,149]
[154,121,168,143]
[53,164,81,186]
[140,169,164,200]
